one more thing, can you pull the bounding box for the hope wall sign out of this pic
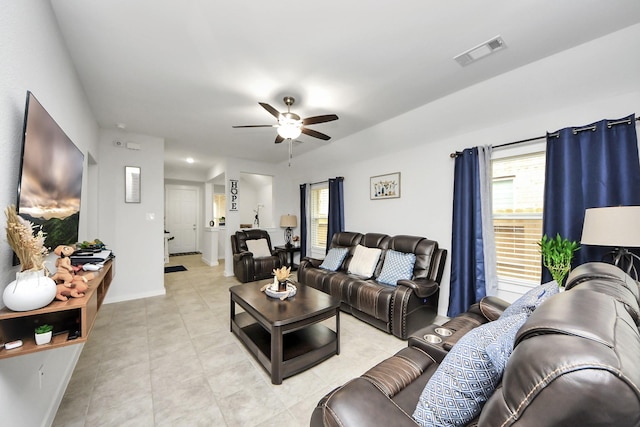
[229,179,239,211]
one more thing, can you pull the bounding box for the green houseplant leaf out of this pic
[35,324,53,334]
[538,233,580,287]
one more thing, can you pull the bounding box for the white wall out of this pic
[98,130,165,303]
[288,23,640,315]
[0,1,100,426]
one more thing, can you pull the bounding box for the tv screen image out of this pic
[17,91,84,252]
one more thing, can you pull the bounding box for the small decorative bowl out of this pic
[265,283,297,299]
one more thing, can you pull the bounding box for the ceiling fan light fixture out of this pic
[277,123,302,139]
[277,112,302,139]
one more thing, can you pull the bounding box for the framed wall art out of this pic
[370,172,400,199]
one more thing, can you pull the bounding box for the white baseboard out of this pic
[201,256,219,266]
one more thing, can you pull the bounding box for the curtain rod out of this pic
[449,116,640,158]
[302,176,344,186]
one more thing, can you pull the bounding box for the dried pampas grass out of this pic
[5,205,48,272]
[273,266,291,282]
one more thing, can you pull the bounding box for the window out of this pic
[492,152,545,284]
[311,184,329,251]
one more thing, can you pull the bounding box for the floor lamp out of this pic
[580,206,640,280]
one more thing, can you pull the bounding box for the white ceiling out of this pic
[50,0,640,173]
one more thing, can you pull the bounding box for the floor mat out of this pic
[169,252,201,257]
[164,265,187,273]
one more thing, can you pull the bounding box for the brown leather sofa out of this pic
[297,232,447,339]
[311,262,640,426]
[230,229,286,283]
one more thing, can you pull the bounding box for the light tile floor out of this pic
[52,255,410,426]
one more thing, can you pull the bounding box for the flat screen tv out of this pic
[16,91,84,254]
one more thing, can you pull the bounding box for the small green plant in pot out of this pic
[538,233,580,288]
[34,324,53,345]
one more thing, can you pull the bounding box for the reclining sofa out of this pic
[311,262,640,426]
[297,232,447,339]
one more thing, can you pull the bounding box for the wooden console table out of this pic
[0,258,114,359]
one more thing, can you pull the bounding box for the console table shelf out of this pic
[0,258,114,359]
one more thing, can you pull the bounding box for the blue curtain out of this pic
[327,177,345,253]
[542,114,640,282]
[448,148,487,317]
[299,184,308,259]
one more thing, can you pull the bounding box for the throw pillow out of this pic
[377,249,416,286]
[319,247,349,271]
[246,238,271,258]
[413,313,528,427]
[348,245,382,278]
[500,280,559,319]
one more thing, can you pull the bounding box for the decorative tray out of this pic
[265,282,297,299]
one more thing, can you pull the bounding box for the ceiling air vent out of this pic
[454,36,506,67]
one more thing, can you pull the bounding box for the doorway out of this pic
[165,184,199,254]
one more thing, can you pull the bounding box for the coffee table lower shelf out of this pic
[232,312,338,384]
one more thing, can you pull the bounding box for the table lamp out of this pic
[280,214,298,247]
[580,206,640,279]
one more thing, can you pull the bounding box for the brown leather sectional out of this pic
[311,262,640,426]
[297,232,447,339]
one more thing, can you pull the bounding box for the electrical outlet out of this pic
[38,364,44,389]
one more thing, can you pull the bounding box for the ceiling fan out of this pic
[232,96,339,144]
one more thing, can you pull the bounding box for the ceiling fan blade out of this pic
[259,102,281,119]
[302,114,339,125]
[232,124,277,128]
[274,134,285,144]
[301,127,331,140]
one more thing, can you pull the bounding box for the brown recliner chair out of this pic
[230,229,286,283]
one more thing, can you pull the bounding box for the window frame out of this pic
[310,182,329,256]
[491,141,546,294]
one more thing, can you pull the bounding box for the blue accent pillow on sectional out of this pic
[377,249,416,286]
[319,247,349,271]
[413,312,528,427]
[499,280,559,319]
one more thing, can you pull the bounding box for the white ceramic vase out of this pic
[35,331,52,345]
[3,269,56,311]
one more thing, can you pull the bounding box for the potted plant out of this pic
[34,324,53,345]
[538,233,580,288]
[219,216,225,226]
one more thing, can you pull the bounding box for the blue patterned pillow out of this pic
[377,249,416,286]
[319,247,349,271]
[413,313,528,427]
[500,280,558,319]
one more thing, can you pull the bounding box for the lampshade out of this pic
[280,214,297,228]
[581,206,640,247]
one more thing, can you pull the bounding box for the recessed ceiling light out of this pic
[454,36,506,67]
[116,123,126,129]
[186,157,195,164]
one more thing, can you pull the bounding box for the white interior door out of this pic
[165,185,198,254]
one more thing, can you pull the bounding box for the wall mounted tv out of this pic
[16,91,84,253]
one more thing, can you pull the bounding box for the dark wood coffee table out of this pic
[229,280,340,384]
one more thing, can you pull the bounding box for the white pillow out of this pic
[246,238,271,257]
[348,245,382,278]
